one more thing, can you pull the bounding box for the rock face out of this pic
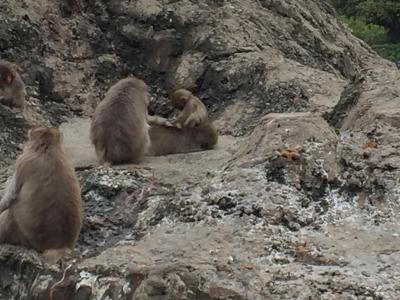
[1,0,400,299]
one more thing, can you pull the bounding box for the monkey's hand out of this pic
[171,120,183,129]
[161,120,174,127]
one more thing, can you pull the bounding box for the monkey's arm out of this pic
[171,112,186,128]
[172,101,197,128]
[0,173,17,213]
[147,115,173,127]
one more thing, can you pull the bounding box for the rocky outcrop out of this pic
[1,0,400,299]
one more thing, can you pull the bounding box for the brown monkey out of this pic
[0,61,26,112]
[90,76,150,165]
[170,89,208,128]
[148,117,218,156]
[0,127,83,264]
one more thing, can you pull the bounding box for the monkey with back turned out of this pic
[90,75,151,165]
[0,127,83,264]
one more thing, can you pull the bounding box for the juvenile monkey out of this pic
[170,89,208,128]
[90,76,150,165]
[0,127,83,264]
[148,117,218,156]
[0,61,26,112]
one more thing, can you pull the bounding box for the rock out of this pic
[1,0,400,299]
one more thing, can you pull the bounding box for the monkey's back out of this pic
[148,122,218,156]
[90,79,149,164]
[179,97,209,128]
[12,149,83,251]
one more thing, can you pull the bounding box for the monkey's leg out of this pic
[0,210,18,244]
[0,173,17,214]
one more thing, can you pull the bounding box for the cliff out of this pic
[1,0,399,299]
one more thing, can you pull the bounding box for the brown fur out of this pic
[0,127,83,263]
[148,118,218,156]
[170,89,208,128]
[90,76,150,165]
[0,61,26,111]
[147,115,173,127]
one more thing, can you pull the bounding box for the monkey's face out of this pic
[171,96,189,110]
[0,63,16,88]
[170,89,191,110]
[0,70,14,89]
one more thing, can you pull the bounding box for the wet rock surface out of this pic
[1,0,400,299]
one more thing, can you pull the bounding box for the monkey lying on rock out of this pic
[0,127,83,264]
[148,116,218,156]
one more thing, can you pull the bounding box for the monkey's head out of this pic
[0,61,17,87]
[126,75,148,91]
[28,127,62,146]
[125,75,149,106]
[170,89,192,110]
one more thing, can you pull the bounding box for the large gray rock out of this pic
[1,0,400,299]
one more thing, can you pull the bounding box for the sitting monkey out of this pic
[90,76,151,165]
[0,127,83,264]
[169,89,208,128]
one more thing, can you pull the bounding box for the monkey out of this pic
[147,117,218,156]
[170,89,208,128]
[90,76,151,165]
[0,61,26,112]
[0,127,83,264]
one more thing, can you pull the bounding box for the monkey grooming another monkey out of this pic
[0,127,83,264]
[0,60,26,112]
[170,89,208,128]
[148,117,218,156]
[90,76,150,165]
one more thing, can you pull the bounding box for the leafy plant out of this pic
[340,16,388,44]
[371,43,400,61]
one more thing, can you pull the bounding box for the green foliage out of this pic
[331,0,400,61]
[371,43,400,61]
[331,0,400,41]
[340,16,388,44]
[357,1,400,34]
